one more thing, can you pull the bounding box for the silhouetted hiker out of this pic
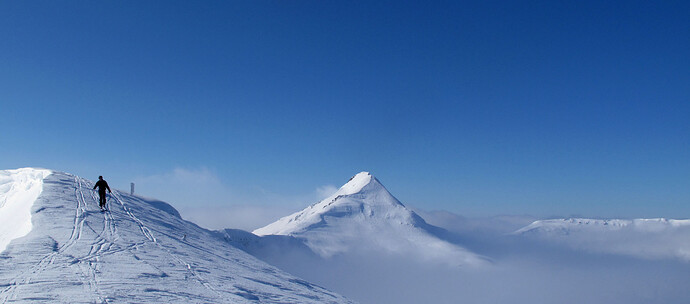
[93,176,111,210]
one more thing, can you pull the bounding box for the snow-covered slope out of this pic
[254,172,486,266]
[0,168,353,303]
[515,218,690,261]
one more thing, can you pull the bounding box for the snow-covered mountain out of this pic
[514,217,690,261]
[253,172,486,266]
[515,218,690,235]
[0,168,353,303]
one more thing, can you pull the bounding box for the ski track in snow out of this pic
[2,177,118,303]
[108,189,223,298]
[0,170,352,304]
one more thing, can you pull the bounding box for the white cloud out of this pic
[133,167,230,208]
[315,185,338,199]
[131,167,339,230]
[177,205,300,231]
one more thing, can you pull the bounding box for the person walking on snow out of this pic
[93,176,111,210]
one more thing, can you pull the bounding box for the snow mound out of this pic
[0,169,353,303]
[254,172,487,266]
[0,168,52,252]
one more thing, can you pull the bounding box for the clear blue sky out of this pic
[1,1,688,220]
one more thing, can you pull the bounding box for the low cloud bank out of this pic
[227,209,690,304]
[411,207,537,235]
[246,237,690,304]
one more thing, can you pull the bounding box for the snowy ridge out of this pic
[514,217,690,261]
[0,168,353,303]
[515,218,690,235]
[254,172,487,266]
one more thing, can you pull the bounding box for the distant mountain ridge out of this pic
[515,217,690,235]
[514,217,690,261]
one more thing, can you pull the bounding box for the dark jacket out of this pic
[94,180,111,194]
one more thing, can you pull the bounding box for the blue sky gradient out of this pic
[1,1,688,221]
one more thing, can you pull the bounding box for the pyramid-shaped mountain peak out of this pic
[338,171,373,195]
[328,171,390,202]
[253,172,420,237]
[253,172,487,265]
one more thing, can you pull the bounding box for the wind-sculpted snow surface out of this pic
[254,172,487,266]
[515,218,690,261]
[0,168,52,252]
[0,169,353,304]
